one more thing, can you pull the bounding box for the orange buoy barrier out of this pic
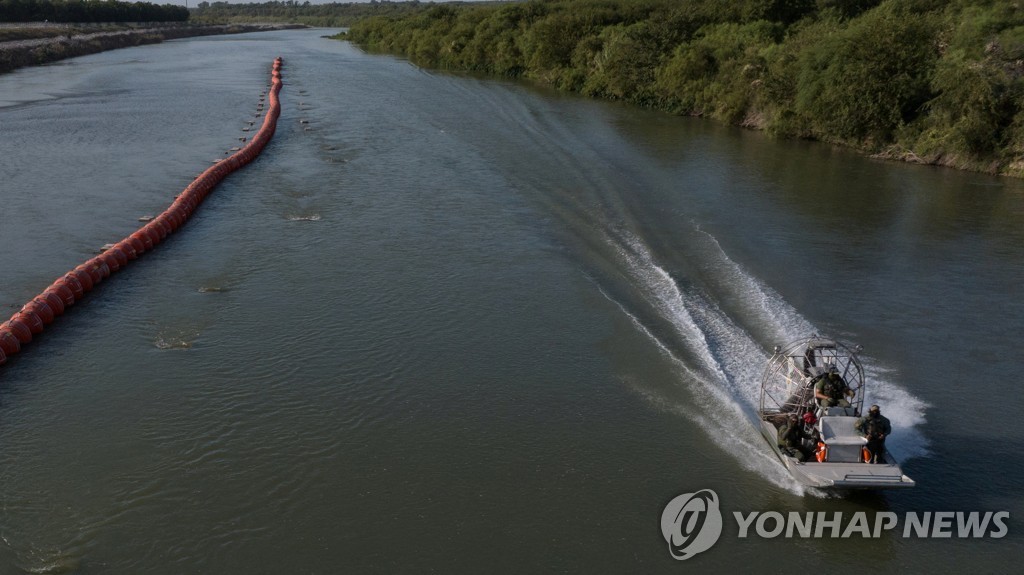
[0,57,284,369]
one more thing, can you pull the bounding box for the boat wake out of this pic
[442,78,930,493]
[597,224,930,495]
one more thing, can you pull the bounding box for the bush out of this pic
[793,3,941,146]
[655,21,779,121]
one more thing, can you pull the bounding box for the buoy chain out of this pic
[0,57,284,368]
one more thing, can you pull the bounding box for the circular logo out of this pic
[660,489,723,560]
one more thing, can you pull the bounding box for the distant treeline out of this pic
[344,0,1024,176]
[190,1,431,27]
[0,0,189,22]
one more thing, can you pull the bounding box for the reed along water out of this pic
[0,28,1022,574]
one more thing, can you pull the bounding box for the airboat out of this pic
[758,336,915,489]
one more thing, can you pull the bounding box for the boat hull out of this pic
[759,421,915,489]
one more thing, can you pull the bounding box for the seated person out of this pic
[814,365,854,408]
[855,404,891,464]
[778,414,813,462]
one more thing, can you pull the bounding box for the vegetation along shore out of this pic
[340,0,1024,178]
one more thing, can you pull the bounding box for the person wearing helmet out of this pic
[855,404,892,464]
[813,365,854,408]
[778,413,813,462]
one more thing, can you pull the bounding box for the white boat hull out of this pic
[759,421,915,489]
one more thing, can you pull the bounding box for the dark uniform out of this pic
[814,372,851,408]
[855,411,891,464]
[778,419,813,462]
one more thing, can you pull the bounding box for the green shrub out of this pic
[794,3,941,146]
[655,21,778,121]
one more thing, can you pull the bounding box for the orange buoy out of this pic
[70,267,95,292]
[61,273,86,299]
[171,202,191,218]
[14,309,44,335]
[75,263,100,285]
[151,215,171,235]
[160,211,178,231]
[3,319,33,344]
[144,224,164,244]
[107,246,129,268]
[154,218,173,237]
[141,227,159,248]
[25,299,55,324]
[125,235,145,255]
[89,258,111,280]
[40,291,65,316]
[116,240,138,260]
[0,326,21,355]
[131,230,154,252]
[84,262,103,284]
[114,246,130,265]
[166,209,185,229]
[98,250,121,273]
[47,282,76,307]
[144,222,165,242]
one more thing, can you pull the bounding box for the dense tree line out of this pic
[344,0,1024,176]
[190,1,432,27]
[0,0,189,22]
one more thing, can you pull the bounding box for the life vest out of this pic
[815,441,828,463]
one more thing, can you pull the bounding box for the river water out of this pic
[0,28,1021,574]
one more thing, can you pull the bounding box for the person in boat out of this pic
[813,365,854,408]
[855,404,891,464]
[778,413,814,462]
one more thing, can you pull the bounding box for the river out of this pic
[0,28,1021,574]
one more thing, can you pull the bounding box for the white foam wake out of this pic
[601,226,929,494]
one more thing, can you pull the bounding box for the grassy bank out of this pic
[342,0,1024,177]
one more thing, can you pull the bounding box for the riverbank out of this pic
[0,23,304,76]
[342,0,1024,179]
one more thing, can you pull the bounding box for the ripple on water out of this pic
[154,329,199,350]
